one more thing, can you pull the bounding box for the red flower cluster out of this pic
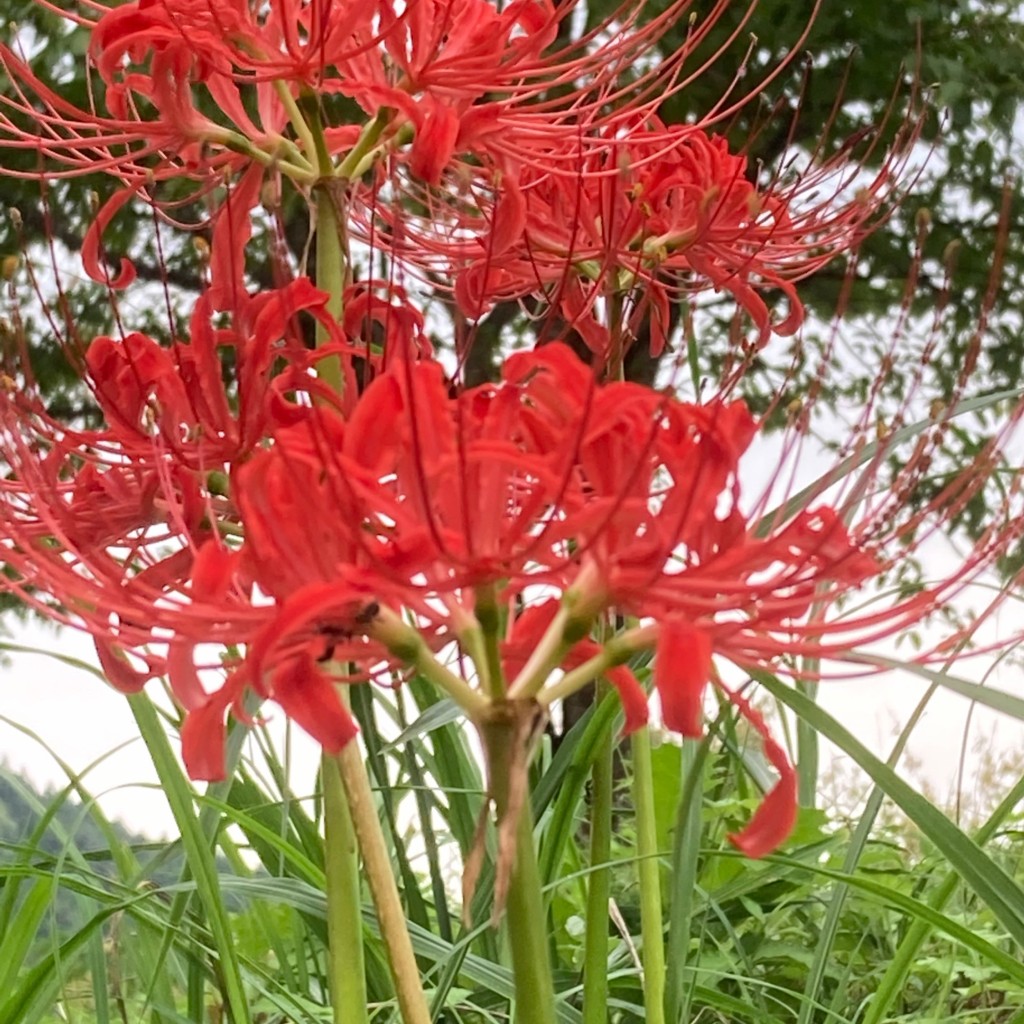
[5,305,1001,853]
[0,0,1015,864]
[391,121,908,356]
[2,0,918,353]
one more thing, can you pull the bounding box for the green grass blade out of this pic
[758,385,1024,528]
[537,693,618,892]
[128,692,252,1024]
[861,770,1024,1024]
[667,717,726,1024]
[855,654,1024,720]
[758,672,1024,948]
[797,678,941,1024]
[739,850,1024,988]
[0,877,55,997]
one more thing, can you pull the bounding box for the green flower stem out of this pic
[313,184,347,393]
[474,583,507,701]
[305,106,367,1024]
[274,79,321,164]
[322,752,369,1024]
[337,109,392,180]
[372,605,490,716]
[605,290,626,383]
[219,127,315,181]
[505,797,558,1024]
[479,706,556,1024]
[315,183,345,315]
[334,743,432,1024]
[536,625,657,710]
[631,726,666,1024]
[581,693,613,1024]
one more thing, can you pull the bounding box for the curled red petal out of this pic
[82,187,140,288]
[168,640,208,712]
[408,100,459,184]
[719,683,798,858]
[208,164,264,310]
[180,691,232,782]
[272,653,360,754]
[489,176,526,256]
[190,540,241,602]
[95,638,156,693]
[655,620,712,737]
[605,664,649,735]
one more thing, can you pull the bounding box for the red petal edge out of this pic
[655,620,713,737]
[717,682,798,858]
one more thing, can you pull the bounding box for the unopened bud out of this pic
[943,239,961,269]
[206,469,229,496]
[193,236,210,264]
[88,191,101,213]
[1,255,18,280]
[914,207,932,232]
[7,208,21,228]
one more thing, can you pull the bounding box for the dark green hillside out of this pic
[0,762,187,941]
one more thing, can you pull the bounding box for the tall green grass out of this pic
[2,648,1022,1024]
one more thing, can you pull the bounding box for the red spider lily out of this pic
[2,0,886,314]
[0,265,372,669]
[382,114,920,357]
[84,278,350,464]
[89,0,374,85]
[2,280,1023,843]
[79,0,785,182]
[0,0,675,194]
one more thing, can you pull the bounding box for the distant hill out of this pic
[0,762,156,857]
[0,761,186,941]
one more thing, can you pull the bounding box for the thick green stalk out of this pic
[322,753,369,1024]
[335,744,432,1024]
[481,707,557,1024]
[305,117,367,1023]
[631,727,666,1024]
[475,582,507,701]
[505,799,558,1024]
[581,703,613,1024]
[314,185,347,392]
